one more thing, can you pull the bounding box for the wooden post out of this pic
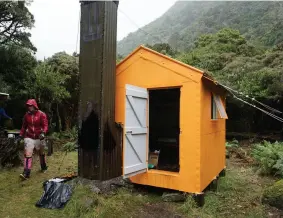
[78,1,122,180]
[193,192,205,207]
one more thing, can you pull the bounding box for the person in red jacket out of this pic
[19,99,48,180]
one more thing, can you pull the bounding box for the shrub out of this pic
[262,179,283,210]
[63,141,77,152]
[50,127,78,152]
[226,139,239,158]
[251,140,283,176]
[60,126,78,141]
[226,139,239,148]
[50,126,78,141]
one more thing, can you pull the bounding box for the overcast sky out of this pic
[28,0,177,60]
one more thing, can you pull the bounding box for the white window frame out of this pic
[211,94,217,120]
[211,93,228,120]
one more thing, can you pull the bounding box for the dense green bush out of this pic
[262,179,283,210]
[226,139,239,148]
[60,126,78,141]
[63,141,77,152]
[225,139,239,158]
[51,126,77,140]
[251,141,283,176]
[50,127,78,152]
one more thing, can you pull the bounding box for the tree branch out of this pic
[0,2,35,50]
[0,20,15,35]
[0,22,19,44]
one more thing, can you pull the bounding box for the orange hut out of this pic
[115,45,228,197]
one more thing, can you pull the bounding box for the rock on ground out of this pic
[73,176,133,194]
[162,192,186,202]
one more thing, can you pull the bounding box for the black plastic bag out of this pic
[35,181,72,209]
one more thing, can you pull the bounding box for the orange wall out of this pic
[115,50,204,193]
[200,80,226,191]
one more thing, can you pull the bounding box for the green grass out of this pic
[178,163,276,218]
[0,151,278,218]
[0,152,78,218]
[0,151,166,218]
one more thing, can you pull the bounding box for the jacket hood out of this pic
[26,99,39,110]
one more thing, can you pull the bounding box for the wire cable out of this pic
[118,8,166,44]
[222,85,283,123]
[218,82,282,115]
[116,2,179,53]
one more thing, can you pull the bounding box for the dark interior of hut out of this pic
[148,88,180,172]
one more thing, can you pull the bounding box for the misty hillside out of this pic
[117,1,283,56]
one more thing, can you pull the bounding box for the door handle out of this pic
[126,131,132,134]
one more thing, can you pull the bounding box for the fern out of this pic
[63,141,77,152]
[226,139,239,158]
[60,126,78,141]
[251,141,283,176]
[51,127,78,141]
[226,139,239,148]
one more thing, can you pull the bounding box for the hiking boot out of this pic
[39,154,48,173]
[41,166,48,173]
[20,172,30,180]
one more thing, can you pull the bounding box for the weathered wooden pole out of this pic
[78,1,122,180]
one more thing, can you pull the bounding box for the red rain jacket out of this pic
[20,99,48,139]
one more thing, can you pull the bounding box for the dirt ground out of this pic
[136,203,184,218]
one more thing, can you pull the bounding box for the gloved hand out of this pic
[39,132,45,140]
[15,135,23,144]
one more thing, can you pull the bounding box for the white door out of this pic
[123,84,148,178]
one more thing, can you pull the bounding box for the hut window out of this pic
[211,93,228,120]
[211,94,217,119]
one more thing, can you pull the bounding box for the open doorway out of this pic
[148,88,180,172]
